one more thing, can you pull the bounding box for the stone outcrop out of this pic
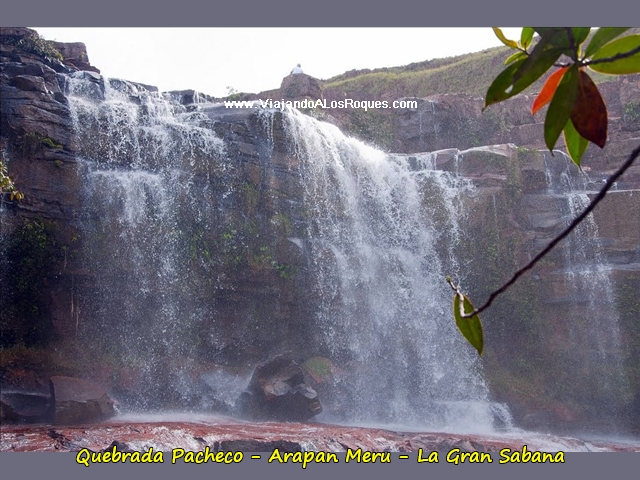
[0,376,115,426]
[1,28,84,351]
[236,354,322,421]
[279,73,322,100]
[51,41,100,74]
[0,391,51,423]
[49,376,116,425]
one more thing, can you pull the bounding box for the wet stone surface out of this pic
[2,416,639,452]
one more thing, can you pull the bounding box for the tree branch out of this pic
[583,45,640,66]
[462,142,640,318]
[553,45,640,69]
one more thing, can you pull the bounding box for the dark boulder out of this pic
[0,391,51,424]
[49,376,116,425]
[236,353,322,421]
[280,73,322,100]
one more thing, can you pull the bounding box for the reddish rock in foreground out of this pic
[1,415,639,452]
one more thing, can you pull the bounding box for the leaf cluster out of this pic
[449,28,640,356]
[0,158,24,201]
[487,27,640,167]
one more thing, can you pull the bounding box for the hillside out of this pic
[321,28,640,99]
[324,46,514,99]
[251,29,640,152]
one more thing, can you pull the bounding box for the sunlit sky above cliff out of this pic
[33,28,521,98]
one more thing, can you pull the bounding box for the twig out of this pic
[462,142,640,318]
[584,45,640,66]
[550,44,640,69]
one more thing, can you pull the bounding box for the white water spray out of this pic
[284,109,507,431]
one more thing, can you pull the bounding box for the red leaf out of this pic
[570,70,608,148]
[532,67,568,115]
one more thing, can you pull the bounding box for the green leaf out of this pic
[533,28,573,50]
[589,35,640,74]
[520,27,535,50]
[563,119,589,167]
[531,28,589,60]
[485,42,563,109]
[544,64,579,151]
[453,293,483,355]
[584,27,630,58]
[570,28,591,47]
[512,35,564,86]
[484,58,527,108]
[493,27,519,49]
[504,50,527,65]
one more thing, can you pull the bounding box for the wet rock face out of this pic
[49,376,116,425]
[51,41,100,74]
[1,376,116,426]
[0,391,51,424]
[0,28,80,226]
[237,354,322,421]
[0,28,315,370]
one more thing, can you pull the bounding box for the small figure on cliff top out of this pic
[291,64,303,75]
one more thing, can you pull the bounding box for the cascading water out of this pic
[284,110,505,431]
[544,152,630,427]
[64,71,509,430]
[66,72,231,409]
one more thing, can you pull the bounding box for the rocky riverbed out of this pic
[2,415,639,453]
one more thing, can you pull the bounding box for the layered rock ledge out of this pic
[2,417,639,452]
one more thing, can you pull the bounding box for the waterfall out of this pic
[563,194,624,359]
[64,71,509,430]
[66,72,229,409]
[544,152,630,427]
[284,109,504,431]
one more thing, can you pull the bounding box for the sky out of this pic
[33,28,522,98]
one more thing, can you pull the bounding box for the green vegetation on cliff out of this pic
[325,48,514,98]
[1,220,58,347]
[2,30,62,61]
[323,28,640,100]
